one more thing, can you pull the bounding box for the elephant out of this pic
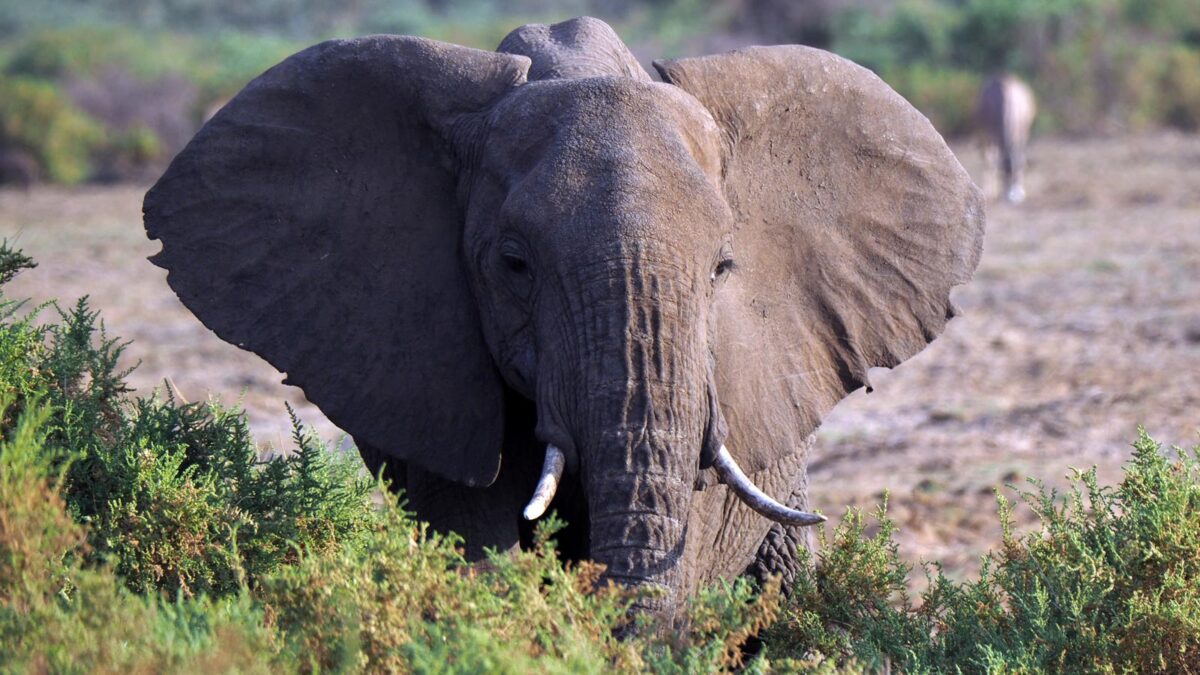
[975,73,1036,204]
[143,17,984,617]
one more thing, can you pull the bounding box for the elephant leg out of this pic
[353,391,545,561]
[355,438,407,490]
[982,142,1002,201]
[405,463,525,560]
[356,437,523,560]
[744,472,816,592]
[739,475,817,662]
[407,411,544,561]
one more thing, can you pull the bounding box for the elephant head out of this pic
[144,18,983,613]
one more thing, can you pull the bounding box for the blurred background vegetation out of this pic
[0,0,1197,185]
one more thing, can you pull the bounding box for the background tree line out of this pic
[0,0,1197,185]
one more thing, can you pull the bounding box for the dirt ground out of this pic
[1,133,1197,582]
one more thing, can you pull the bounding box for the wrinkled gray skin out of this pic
[143,17,984,618]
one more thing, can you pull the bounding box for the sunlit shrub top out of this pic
[1,240,1198,671]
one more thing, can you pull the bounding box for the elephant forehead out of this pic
[484,77,729,239]
[485,77,724,185]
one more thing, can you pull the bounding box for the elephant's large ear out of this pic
[144,37,530,487]
[655,47,984,474]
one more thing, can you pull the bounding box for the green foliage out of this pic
[8,311,378,599]
[767,429,1200,672]
[3,242,1200,670]
[884,65,982,137]
[0,77,102,184]
[3,0,1200,183]
[946,0,1076,73]
[822,0,1200,134]
[3,26,292,101]
[0,26,299,184]
[0,399,278,673]
[7,27,145,80]
[1121,0,1200,45]
[0,245,34,288]
[968,432,1200,671]
[0,242,777,671]
[184,32,302,101]
[766,497,931,669]
[0,241,380,598]
[1157,46,1200,131]
[645,575,783,673]
[106,124,164,164]
[4,25,288,87]
[260,516,648,673]
[831,0,958,73]
[0,401,775,672]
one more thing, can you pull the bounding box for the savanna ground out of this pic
[1,132,1198,587]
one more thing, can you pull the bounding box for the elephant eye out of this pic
[503,253,530,276]
[497,239,534,299]
[711,258,735,283]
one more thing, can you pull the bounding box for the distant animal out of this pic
[976,74,1036,203]
[0,147,39,190]
[144,17,984,618]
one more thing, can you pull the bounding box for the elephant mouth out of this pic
[521,442,824,527]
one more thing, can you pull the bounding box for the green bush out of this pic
[0,403,776,672]
[0,243,777,672]
[3,240,1200,671]
[0,27,302,183]
[5,27,195,82]
[1037,34,1112,133]
[1159,46,1200,131]
[0,408,276,673]
[1122,0,1200,45]
[0,266,380,597]
[820,0,1200,135]
[0,77,102,184]
[4,0,1200,152]
[106,124,164,164]
[767,429,1200,672]
[1118,43,1200,133]
[181,31,302,102]
[884,65,982,137]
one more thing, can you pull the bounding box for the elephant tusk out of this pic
[523,444,566,520]
[713,445,826,527]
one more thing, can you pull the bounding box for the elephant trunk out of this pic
[581,382,704,614]
[535,253,710,616]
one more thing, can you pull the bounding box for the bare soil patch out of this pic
[1,133,1196,581]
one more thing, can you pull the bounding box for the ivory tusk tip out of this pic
[714,444,826,528]
[787,511,825,528]
[522,491,554,521]
[522,444,565,521]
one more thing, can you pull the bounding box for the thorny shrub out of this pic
[0,242,777,672]
[770,430,1200,673]
[1,240,1199,672]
